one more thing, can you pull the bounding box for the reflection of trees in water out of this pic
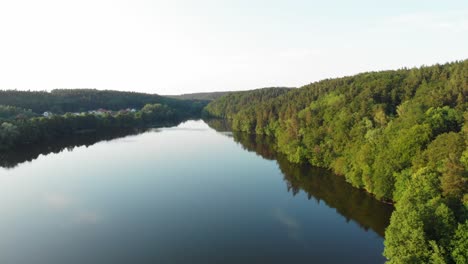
[6,119,393,237]
[0,120,183,169]
[203,118,232,132]
[276,157,393,237]
[0,129,147,169]
[206,119,393,237]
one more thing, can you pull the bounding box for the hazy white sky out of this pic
[0,0,467,95]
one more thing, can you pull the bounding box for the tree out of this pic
[451,221,468,264]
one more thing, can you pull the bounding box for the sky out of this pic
[0,0,467,95]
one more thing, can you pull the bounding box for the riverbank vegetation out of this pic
[204,60,468,263]
[0,90,207,151]
[2,60,467,263]
[0,89,206,116]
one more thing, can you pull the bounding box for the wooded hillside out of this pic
[204,60,468,263]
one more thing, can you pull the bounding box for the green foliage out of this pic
[384,168,458,263]
[202,87,292,119]
[204,59,468,262]
[0,89,207,117]
[0,105,36,122]
[384,210,430,264]
[0,88,207,150]
[451,221,468,264]
[166,91,232,101]
[0,103,191,150]
[0,122,20,149]
[425,106,463,136]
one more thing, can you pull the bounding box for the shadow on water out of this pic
[0,129,148,169]
[1,118,394,238]
[205,119,394,237]
[0,121,185,169]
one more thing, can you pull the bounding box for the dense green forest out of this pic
[2,61,467,263]
[202,87,292,119]
[0,103,190,151]
[0,89,206,116]
[167,88,293,101]
[204,60,468,263]
[0,89,207,151]
[165,91,233,101]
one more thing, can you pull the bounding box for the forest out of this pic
[165,91,233,101]
[0,89,206,116]
[0,90,207,151]
[1,60,467,263]
[204,60,468,263]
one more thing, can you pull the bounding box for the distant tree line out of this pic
[0,89,208,151]
[0,105,36,122]
[0,103,166,150]
[202,87,292,119]
[0,89,207,117]
[204,60,468,263]
[165,91,234,101]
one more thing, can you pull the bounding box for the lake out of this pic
[0,120,393,264]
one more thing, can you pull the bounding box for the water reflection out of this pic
[0,129,145,169]
[42,192,102,225]
[1,119,393,236]
[0,119,391,263]
[206,119,394,237]
[0,121,185,169]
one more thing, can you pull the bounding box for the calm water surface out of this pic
[0,120,393,264]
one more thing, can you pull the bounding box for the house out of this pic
[43,112,52,117]
[89,109,111,115]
